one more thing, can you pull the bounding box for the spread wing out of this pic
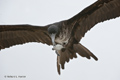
[57,0,120,74]
[67,0,120,42]
[0,24,52,50]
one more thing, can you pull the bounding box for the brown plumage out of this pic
[0,0,120,74]
[0,25,52,49]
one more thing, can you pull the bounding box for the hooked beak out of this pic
[50,34,56,46]
[50,34,66,52]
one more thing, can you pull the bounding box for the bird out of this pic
[0,0,120,74]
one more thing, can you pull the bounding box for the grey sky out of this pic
[0,0,120,80]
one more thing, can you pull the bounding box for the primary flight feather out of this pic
[0,0,120,74]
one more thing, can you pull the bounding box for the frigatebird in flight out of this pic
[0,0,120,74]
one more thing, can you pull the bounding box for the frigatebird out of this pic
[0,0,120,74]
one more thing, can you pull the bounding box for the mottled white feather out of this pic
[53,44,64,51]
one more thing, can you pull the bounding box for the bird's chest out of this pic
[55,27,71,45]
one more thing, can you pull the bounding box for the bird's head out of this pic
[48,25,59,45]
[48,25,66,53]
[48,25,59,35]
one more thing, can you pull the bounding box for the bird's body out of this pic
[0,0,120,74]
[53,44,64,51]
[48,22,72,52]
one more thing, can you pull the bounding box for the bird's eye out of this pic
[63,42,66,45]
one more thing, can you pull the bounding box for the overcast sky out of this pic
[0,0,120,80]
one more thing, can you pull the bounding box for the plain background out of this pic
[0,0,120,80]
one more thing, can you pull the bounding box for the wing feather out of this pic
[67,0,120,41]
[0,24,52,50]
[57,0,120,74]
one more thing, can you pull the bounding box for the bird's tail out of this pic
[57,43,98,75]
[73,43,98,60]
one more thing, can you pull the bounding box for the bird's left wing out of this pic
[56,0,120,74]
[67,0,120,42]
[0,24,52,50]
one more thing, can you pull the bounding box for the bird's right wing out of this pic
[0,24,52,50]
